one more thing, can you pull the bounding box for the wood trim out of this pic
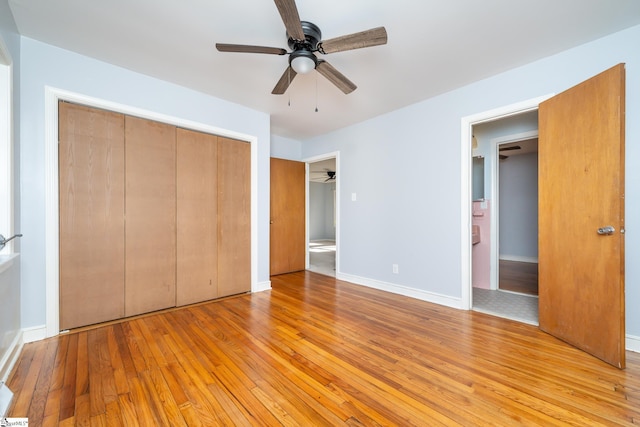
[124,116,177,317]
[44,87,259,338]
[270,157,306,275]
[176,128,219,305]
[217,137,251,296]
[58,102,126,330]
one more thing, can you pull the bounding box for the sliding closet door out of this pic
[176,128,219,305]
[217,137,251,296]
[59,102,125,330]
[125,116,176,316]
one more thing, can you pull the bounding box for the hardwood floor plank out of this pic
[176,402,204,427]
[127,377,160,427]
[164,360,235,426]
[104,400,124,427]
[8,340,45,418]
[49,334,68,393]
[117,394,140,427]
[7,271,640,425]
[111,323,138,384]
[87,328,118,417]
[75,332,89,398]
[106,326,129,396]
[139,368,185,427]
[73,393,90,426]
[58,333,78,421]
[28,339,59,422]
[43,386,62,421]
[499,260,538,295]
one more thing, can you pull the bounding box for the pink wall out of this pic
[472,200,491,289]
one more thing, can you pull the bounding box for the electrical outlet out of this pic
[392,264,399,274]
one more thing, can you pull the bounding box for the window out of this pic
[0,38,14,255]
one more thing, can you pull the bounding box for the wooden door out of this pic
[59,102,125,330]
[270,158,306,275]
[538,64,625,368]
[176,128,218,306]
[125,116,177,316]
[217,137,251,297]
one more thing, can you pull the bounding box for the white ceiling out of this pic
[8,0,640,141]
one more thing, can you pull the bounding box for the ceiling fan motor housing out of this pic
[288,21,321,70]
[288,21,321,51]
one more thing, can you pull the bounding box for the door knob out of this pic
[0,233,22,250]
[597,226,615,235]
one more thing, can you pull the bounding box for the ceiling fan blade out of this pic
[499,145,521,151]
[274,0,305,40]
[216,43,287,55]
[319,27,388,54]
[272,66,298,95]
[316,61,357,94]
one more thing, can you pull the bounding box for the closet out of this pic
[59,101,250,330]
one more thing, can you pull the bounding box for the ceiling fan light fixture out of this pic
[290,50,317,74]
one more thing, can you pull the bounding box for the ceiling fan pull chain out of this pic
[315,71,319,112]
[288,68,292,106]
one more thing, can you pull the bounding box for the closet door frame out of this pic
[43,87,258,337]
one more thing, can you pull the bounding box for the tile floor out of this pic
[472,287,539,325]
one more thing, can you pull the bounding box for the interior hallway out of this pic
[307,239,336,277]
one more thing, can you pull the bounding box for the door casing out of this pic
[461,96,552,310]
[304,152,340,276]
[44,87,259,338]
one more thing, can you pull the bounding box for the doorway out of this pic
[496,137,539,297]
[305,153,339,277]
[463,65,626,367]
[468,107,543,324]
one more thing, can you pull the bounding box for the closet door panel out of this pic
[59,102,125,330]
[176,128,218,306]
[217,137,251,296]
[125,116,176,316]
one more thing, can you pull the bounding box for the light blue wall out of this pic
[271,134,302,160]
[302,24,640,337]
[309,182,336,240]
[0,0,21,379]
[472,110,538,201]
[19,37,271,329]
[499,152,538,259]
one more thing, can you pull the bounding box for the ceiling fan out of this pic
[499,145,521,160]
[311,169,336,182]
[216,0,388,95]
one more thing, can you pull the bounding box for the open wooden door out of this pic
[270,158,306,275]
[538,64,625,368]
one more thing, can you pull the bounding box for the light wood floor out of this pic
[7,271,640,425]
[499,260,539,295]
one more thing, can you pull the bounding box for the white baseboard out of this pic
[627,334,640,353]
[336,273,639,354]
[499,255,538,263]
[22,325,47,344]
[336,273,463,310]
[0,331,23,384]
[254,280,272,293]
[0,381,13,417]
